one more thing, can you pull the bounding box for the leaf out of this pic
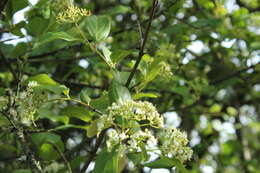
[100,44,114,67]
[12,169,32,173]
[26,74,57,85]
[111,50,131,64]
[80,88,91,104]
[31,132,64,160]
[144,157,189,173]
[133,92,159,100]
[60,105,93,122]
[85,15,111,42]
[34,85,69,95]
[86,119,98,137]
[90,92,110,111]
[6,0,28,18]
[108,80,131,104]
[93,148,119,173]
[37,108,69,124]
[34,32,81,48]
[31,132,64,152]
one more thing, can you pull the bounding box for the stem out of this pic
[74,22,113,68]
[125,0,158,87]
[46,97,103,115]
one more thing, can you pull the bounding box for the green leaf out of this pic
[10,42,28,57]
[90,92,110,111]
[31,132,64,160]
[133,92,159,100]
[85,15,111,42]
[37,108,69,124]
[26,74,57,85]
[34,32,81,48]
[31,132,64,151]
[12,169,32,173]
[60,105,93,122]
[6,0,28,18]
[111,50,131,64]
[93,148,119,173]
[80,88,91,104]
[39,143,60,160]
[34,85,69,95]
[108,80,131,104]
[86,119,98,137]
[100,44,114,68]
[26,16,49,36]
[144,157,189,173]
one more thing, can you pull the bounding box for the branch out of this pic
[210,61,260,85]
[125,0,158,87]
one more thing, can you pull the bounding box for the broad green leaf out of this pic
[108,80,131,104]
[100,44,114,68]
[32,132,64,160]
[26,74,57,85]
[80,88,91,104]
[90,92,110,111]
[6,0,28,18]
[93,148,119,173]
[61,105,93,122]
[31,132,64,152]
[10,42,28,57]
[26,16,49,36]
[37,108,69,125]
[86,119,98,137]
[34,32,81,48]
[85,15,111,42]
[111,50,131,64]
[39,143,60,160]
[144,157,189,173]
[33,85,69,95]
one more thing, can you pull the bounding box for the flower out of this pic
[108,100,164,128]
[56,5,91,23]
[159,127,193,162]
[17,81,47,126]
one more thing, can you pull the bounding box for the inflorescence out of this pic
[94,99,193,162]
[56,5,91,23]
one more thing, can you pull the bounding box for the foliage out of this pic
[0,0,260,173]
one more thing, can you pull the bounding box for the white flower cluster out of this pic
[94,100,193,162]
[160,127,193,163]
[106,128,157,152]
[108,100,164,128]
[17,81,47,126]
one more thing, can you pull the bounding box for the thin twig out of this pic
[52,143,73,173]
[125,0,158,87]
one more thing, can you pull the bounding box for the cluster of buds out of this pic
[56,5,91,23]
[160,62,173,78]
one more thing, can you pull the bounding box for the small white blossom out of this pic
[159,127,193,162]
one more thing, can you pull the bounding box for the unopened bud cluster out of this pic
[56,5,91,23]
